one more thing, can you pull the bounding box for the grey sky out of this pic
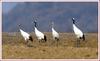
[3,2,17,14]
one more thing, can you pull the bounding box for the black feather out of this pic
[82,34,85,41]
[29,36,33,42]
[44,35,47,42]
[55,37,59,41]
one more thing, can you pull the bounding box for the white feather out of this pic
[73,24,83,38]
[19,29,30,41]
[52,28,59,39]
[34,27,44,40]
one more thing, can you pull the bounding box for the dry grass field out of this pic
[2,32,98,59]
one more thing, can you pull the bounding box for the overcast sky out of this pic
[2,2,18,14]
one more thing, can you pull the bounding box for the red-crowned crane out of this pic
[72,18,85,47]
[33,19,47,43]
[18,24,33,45]
[51,22,59,41]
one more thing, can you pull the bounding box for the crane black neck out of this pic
[18,24,24,31]
[72,19,75,24]
[34,21,37,27]
[18,24,22,29]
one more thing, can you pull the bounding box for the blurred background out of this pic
[2,2,98,33]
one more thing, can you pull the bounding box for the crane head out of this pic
[33,17,37,27]
[72,18,75,24]
[33,16,37,23]
[18,24,22,30]
[72,18,75,21]
[34,20,37,23]
[18,24,21,26]
[18,24,22,28]
[51,21,54,27]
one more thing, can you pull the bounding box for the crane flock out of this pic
[19,17,85,47]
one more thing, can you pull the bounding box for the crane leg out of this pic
[56,40,59,47]
[26,40,34,47]
[40,38,46,43]
[25,40,32,47]
[39,40,41,43]
[76,39,80,47]
[54,38,59,47]
[25,40,28,45]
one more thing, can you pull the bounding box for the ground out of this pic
[2,32,98,59]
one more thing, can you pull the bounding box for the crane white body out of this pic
[34,27,45,40]
[18,24,33,45]
[19,29,30,41]
[52,28,59,40]
[33,19,47,42]
[73,24,83,38]
[51,22,59,41]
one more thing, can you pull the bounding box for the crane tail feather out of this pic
[29,36,33,42]
[44,35,47,42]
[82,34,85,41]
[55,37,59,41]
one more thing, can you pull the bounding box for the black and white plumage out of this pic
[18,24,33,44]
[33,20,47,42]
[72,18,85,47]
[51,22,59,41]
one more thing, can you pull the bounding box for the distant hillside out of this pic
[2,2,98,32]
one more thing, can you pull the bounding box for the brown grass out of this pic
[2,32,98,59]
